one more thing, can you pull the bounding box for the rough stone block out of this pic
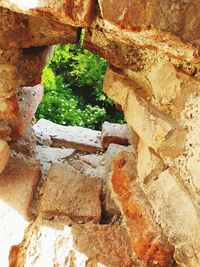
[137,138,165,184]
[73,224,142,267]
[10,84,43,140]
[101,121,130,149]
[34,119,102,153]
[144,169,200,266]
[0,96,18,120]
[126,83,186,158]
[0,64,18,98]
[147,62,199,118]
[39,163,102,223]
[98,0,200,56]
[36,145,75,175]
[10,125,36,156]
[18,218,141,267]
[103,67,129,109]
[0,139,10,173]
[0,0,95,27]
[0,8,77,49]
[0,154,41,219]
[111,150,175,266]
[0,123,11,141]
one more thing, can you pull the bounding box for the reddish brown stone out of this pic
[111,151,175,266]
[0,155,41,219]
[39,163,102,223]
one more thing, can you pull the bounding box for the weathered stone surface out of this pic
[99,0,200,54]
[0,7,77,49]
[104,67,186,158]
[80,153,103,169]
[101,121,130,149]
[103,144,128,217]
[10,125,36,156]
[144,169,200,267]
[111,150,175,266]
[10,84,43,140]
[147,62,199,119]
[0,139,10,173]
[0,154,41,219]
[0,0,95,27]
[0,63,18,98]
[36,145,75,174]
[0,96,18,120]
[16,218,141,267]
[17,218,89,267]
[137,139,165,184]
[73,224,142,267]
[34,119,102,153]
[0,123,11,141]
[39,163,102,223]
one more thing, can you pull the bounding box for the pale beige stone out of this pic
[34,119,102,153]
[103,67,129,109]
[125,89,186,158]
[0,139,10,173]
[137,139,165,184]
[39,163,102,223]
[145,169,200,267]
[101,121,130,149]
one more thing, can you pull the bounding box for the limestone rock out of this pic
[34,119,102,153]
[101,121,130,149]
[0,0,95,27]
[111,150,175,266]
[16,218,141,267]
[39,163,102,223]
[98,0,200,54]
[137,139,165,184]
[104,67,186,158]
[0,7,77,49]
[36,145,75,174]
[0,96,18,120]
[0,139,10,173]
[10,125,36,156]
[73,223,142,267]
[144,169,200,266]
[10,84,43,140]
[0,154,41,219]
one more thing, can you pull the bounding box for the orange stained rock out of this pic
[111,153,174,266]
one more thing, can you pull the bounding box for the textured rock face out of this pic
[1,1,200,266]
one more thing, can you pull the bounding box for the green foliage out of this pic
[36,43,125,130]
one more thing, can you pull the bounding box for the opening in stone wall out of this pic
[36,39,125,131]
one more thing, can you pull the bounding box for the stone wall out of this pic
[1,1,200,266]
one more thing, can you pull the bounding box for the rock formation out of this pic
[0,1,200,266]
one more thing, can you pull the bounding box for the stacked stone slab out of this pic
[0,0,200,266]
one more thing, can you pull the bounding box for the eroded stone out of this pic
[39,163,102,223]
